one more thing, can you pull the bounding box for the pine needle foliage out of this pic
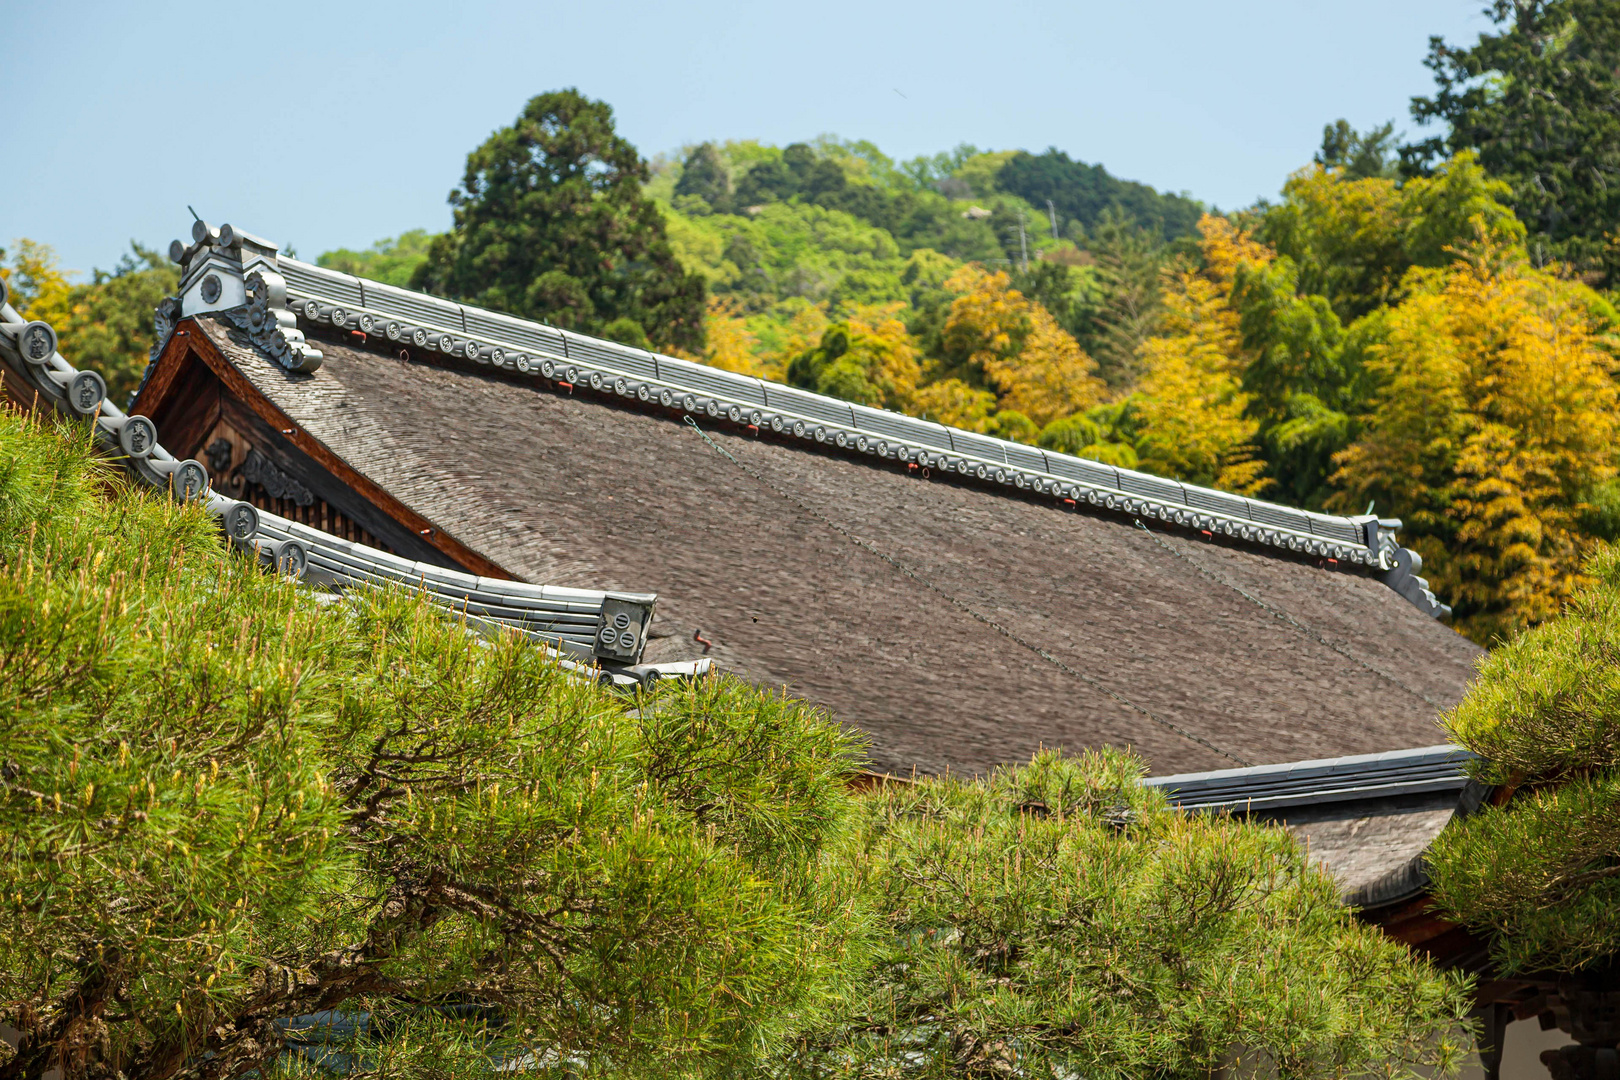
[776,750,1473,1080]
[0,412,1473,1079]
[1428,546,1620,974]
[0,409,862,1080]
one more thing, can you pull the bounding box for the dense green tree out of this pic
[1230,253,1352,503]
[1407,0,1620,283]
[1237,155,1526,506]
[413,89,705,352]
[673,142,734,214]
[1038,410,1141,469]
[699,141,1003,265]
[896,143,982,189]
[1010,260,1090,342]
[735,142,849,208]
[995,148,1205,241]
[1315,119,1400,180]
[317,230,437,288]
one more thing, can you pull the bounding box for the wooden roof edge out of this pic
[135,319,515,581]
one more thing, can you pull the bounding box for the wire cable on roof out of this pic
[682,417,1252,768]
[1133,521,1445,711]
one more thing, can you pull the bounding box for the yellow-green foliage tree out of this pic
[909,376,998,432]
[785,302,921,411]
[1224,155,1528,509]
[1,240,179,406]
[1127,217,1269,492]
[696,295,764,376]
[931,265,1103,433]
[1332,232,1620,644]
[1259,152,1524,323]
[0,239,74,319]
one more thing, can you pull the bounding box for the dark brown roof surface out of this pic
[196,317,1485,777]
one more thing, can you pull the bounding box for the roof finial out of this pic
[187,205,201,222]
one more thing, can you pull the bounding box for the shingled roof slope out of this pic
[182,314,1483,777]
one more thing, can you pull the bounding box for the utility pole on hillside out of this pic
[1018,209,1029,273]
[1046,199,1060,240]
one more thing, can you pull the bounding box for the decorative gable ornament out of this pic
[166,220,322,373]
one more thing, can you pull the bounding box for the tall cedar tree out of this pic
[1072,211,1172,393]
[413,90,706,352]
[1407,0,1620,285]
[1315,120,1401,180]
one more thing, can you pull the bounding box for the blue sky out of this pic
[5,0,1493,278]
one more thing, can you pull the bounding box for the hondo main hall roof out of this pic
[120,220,1483,778]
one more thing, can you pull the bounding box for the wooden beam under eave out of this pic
[134,321,515,580]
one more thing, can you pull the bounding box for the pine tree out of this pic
[784,749,1473,1080]
[0,410,859,1080]
[0,410,1478,1079]
[1428,545,1620,975]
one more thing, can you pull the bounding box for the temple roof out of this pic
[152,294,1483,776]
